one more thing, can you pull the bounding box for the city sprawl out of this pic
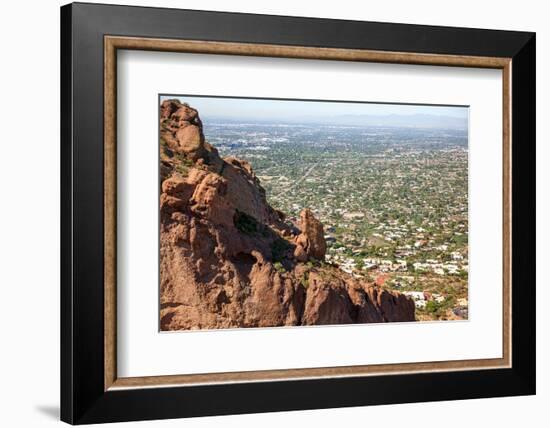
[206,121,468,321]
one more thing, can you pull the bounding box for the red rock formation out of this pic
[294,209,327,262]
[159,99,415,330]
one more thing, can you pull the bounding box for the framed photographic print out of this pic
[60,2,536,424]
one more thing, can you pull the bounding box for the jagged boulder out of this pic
[301,271,415,325]
[160,99,207,160]
[294,209,327,262]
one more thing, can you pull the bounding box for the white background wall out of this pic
[0,0,546,426]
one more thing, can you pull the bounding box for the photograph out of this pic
[53,2,537,424]
[159,95,469,331]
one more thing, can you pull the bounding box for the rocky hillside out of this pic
[159,99,415,330]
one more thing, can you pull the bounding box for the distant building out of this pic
[343,211,365,220]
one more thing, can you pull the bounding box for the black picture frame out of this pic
[61,2,535,424]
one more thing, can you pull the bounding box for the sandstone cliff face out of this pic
[159,99,415,330]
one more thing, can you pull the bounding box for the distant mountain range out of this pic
[326,113,468,129]
[205,113,468,130]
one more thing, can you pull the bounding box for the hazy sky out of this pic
[160,95,468,124]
